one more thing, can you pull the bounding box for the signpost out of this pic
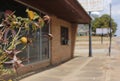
[109,2,112,56]
[78,0,105,57]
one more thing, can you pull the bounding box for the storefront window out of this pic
[0,0,50,65]
[42,23,50,60]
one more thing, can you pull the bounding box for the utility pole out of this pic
[109,3,112,56]
[89,11,92,57]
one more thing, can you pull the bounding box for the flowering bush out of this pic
[0,9,50,75]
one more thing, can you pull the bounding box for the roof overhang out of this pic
[14,0,91,24]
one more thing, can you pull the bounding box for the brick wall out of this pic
[15,16,78,75]
[50,16,77,65]
[71,24,78,58]
[18,60,50,75]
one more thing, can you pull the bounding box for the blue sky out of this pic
[100,0,120,36]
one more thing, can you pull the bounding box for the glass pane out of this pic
[41,23,50,60]
[61,27,69,45]
[17,44,28,65]
[42,36,49,60]
[29,31,40,63]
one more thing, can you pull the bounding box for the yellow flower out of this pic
[20,37,28,44]
[26,9,34,20]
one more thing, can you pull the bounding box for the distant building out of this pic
[77,24,89,36]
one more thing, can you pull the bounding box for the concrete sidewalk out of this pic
[19,55,120,81]
[20,37,120,81]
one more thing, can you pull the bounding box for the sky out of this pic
[100,0,120,36]
[78,0,120,36]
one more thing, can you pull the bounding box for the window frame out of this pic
[61,26,69,45]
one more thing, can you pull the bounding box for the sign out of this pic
[96,28,112,35]
[78,0,104,12]
[96,28,102,35]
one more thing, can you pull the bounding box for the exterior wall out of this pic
[16,16,78,75]
[18,60,50,75]
[50,16,77,65]
[1,60,50,79]
[71,24,78,58]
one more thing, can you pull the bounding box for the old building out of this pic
[0,0,91,74]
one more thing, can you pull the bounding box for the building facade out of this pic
[0,0,91,75]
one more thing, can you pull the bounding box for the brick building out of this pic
[0,0,91,74]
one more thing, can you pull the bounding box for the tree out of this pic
[92,14,117,35]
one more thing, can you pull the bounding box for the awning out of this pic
[14,0,91,24]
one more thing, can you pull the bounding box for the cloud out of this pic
[100,1,120,20]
